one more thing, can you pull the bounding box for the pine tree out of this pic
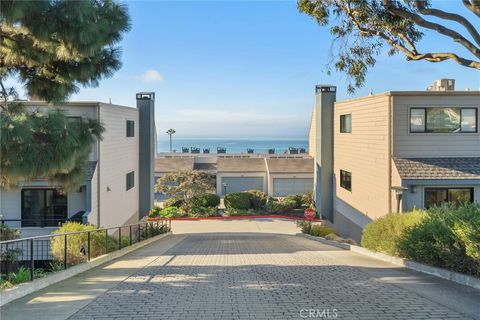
[0,1,130,190]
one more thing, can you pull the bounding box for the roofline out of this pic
[15,100,134,109]
[335,91,480,105]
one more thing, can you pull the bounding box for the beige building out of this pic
[0,93,156,237]
[310,83,480,241]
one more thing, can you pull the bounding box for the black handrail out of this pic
[0,220,172,283]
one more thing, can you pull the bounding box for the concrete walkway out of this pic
[1,221,479,320]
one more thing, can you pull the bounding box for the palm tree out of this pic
[166,128,176,152]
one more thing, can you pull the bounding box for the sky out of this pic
[15,1,480,139]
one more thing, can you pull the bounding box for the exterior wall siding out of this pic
[333,94,391,221]
[216,172,268,195]
[308,107,316,158]
[268,173,313,197]
[392,95,480,157]
[98,104,140,228]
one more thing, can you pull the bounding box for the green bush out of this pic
[225,208,257,216]
[301,191,315,208]
[163,196,185,208]
[160,206,180,218]
[148,206,162,218]
[310,225,337,237]
[265,198,296,214]
[284,194,303,208]
[9,266,30,284]
[191,193,220,208]
[245,190,267,210]
[0,224,21,241]
[188,206,220,217]
[224,193,252,210]
[51,222,115,265]
[398,204,480,277]
[361,211,426,256]
[296,220,312,234]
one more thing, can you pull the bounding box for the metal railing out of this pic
[0,220,171,282]
[1,218,74,228]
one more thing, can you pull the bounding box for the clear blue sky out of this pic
[67,1,479,138]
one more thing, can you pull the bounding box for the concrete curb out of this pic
[297,233,480,290]
[0,232,172,306]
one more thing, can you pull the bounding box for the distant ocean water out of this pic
[157,138,308,154]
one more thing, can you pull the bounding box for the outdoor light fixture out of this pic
[222,182,228,195]
[392,186,408,213]
[409,185,417,193]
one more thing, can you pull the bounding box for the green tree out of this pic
[166,128,176,152]
[0,0,130,190]
[298,0,480,92]
[154,171,216,211]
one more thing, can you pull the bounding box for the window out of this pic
[126,120,135,137]
[67,116,82,124]
[340,170,352,191]
[21,189,67,227]
[340,114,352,133]
[126,171,135,190]
[424,188,473,208]
[410,107,477,133]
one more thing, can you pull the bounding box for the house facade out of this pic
[310,83,480,241]
[0,93,156,237]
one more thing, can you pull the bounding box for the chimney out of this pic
[136,92,155,218]
[427,79,455,91]
[313,85,336,222]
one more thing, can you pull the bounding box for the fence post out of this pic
[105,229,108,255]
[129,225,132,246]
[64,234,67,270]
[30,239,34,281]
[118,227,122,250]
[87,231,91,261]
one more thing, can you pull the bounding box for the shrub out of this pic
[361,211,425,256]
[310,225,337,238]
[398,204,480,277]
[265,198,296,214]
[0,224,20,241]
[9,266,30,284]
[301,191,315,208]
[160,206,180,218]
[224,193,252,210]
[296,220,312,234]
[191,193,220,208]
[163,196,185,209]
[245,190,267,210]
[188,206,220,217]
[148,206,162,218]
[51,222,114,265]
[225,208,256,216]
[284,194,303,208]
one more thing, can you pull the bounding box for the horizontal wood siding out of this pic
[392,95,480,157]
[334,95,391,220]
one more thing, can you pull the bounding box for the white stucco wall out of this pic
[216,172,268,195]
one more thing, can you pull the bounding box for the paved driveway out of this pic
[3,231,479,320]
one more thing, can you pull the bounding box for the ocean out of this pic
[157,138,309,154]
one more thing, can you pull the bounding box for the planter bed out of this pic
[149,215,322,222]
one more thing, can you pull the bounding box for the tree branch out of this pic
[462,0,480,18]
[382,0,480,59]
[414,1,480,46]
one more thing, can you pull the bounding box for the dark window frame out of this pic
[409,107,478,133]
[126,171,135,191]
[21,188,68,227]
[126,120,135,137]
[424,187,474,208]
[340,114,352,133]
[340,170,352,191]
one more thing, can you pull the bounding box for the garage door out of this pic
[220,177,264,195]
[272,178,313,196]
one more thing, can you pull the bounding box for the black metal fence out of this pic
[0,220,171,282]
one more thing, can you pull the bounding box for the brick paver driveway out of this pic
[68,233,479,320]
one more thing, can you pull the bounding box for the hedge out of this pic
[245,190,267,210]
[224,193,252,210]
[190,193,220,208]
[361,204,480,277]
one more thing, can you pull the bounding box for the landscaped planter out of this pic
[148,215,322,222]
[298,233,480,290]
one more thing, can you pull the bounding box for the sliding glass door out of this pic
[21,189,67,227]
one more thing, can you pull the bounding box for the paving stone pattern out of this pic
[68,234,471,320]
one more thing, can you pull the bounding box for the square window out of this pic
[340,114,352,133]
[410,109,425,132]
[340,170,351,191]
[461,108,477,132]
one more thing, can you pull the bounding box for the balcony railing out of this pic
[0,220,171,283]
[0,218,74,228]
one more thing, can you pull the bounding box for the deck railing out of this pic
[0,220,171,282]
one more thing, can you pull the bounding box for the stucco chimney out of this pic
[313,85,336,222]
[136,92,155,218]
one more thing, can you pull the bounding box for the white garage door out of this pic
[272,178,313,196]
[221,177,264,195]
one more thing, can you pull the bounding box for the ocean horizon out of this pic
[157,137,309,154]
